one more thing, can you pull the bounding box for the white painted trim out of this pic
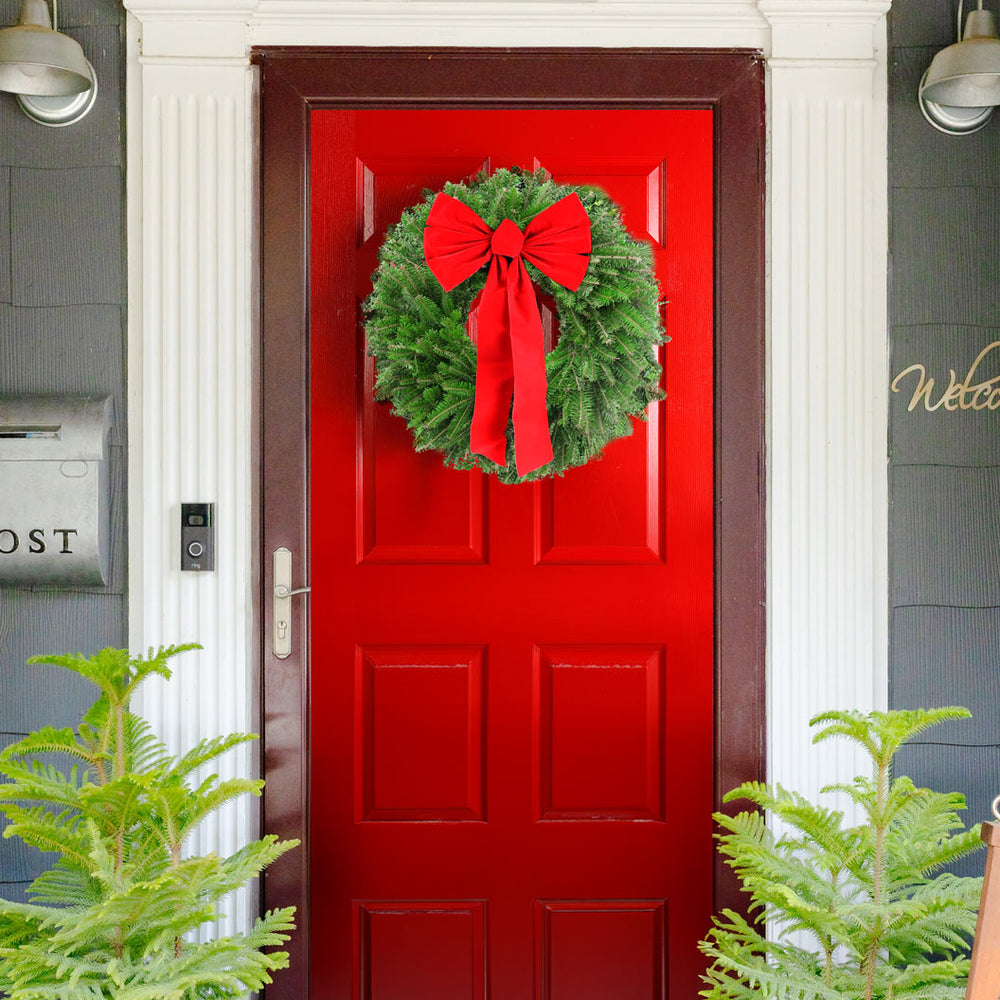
[123,0,891,936]
[247,2,771,48]
[762,2,890,811]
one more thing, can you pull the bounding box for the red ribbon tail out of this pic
[469,260,514,467]
[507,260,554,476]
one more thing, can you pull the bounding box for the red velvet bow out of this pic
[423,191,592,476]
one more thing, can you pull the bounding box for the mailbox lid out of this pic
[0,395,111,462]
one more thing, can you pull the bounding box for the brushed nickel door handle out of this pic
[273,546,310,659]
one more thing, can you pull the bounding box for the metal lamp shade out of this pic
[921,8,1000,106]
[0,0,92,97]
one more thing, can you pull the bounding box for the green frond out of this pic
[0,727,98,770]
[27,860,103,908]
[213,836,300,898]
[811,707,972,770]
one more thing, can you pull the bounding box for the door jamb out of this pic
[256,47,766,999]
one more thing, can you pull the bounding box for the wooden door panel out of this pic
[532,423,664,564]
[530,137,712,568]
[536,645,665,821]
[535,900,666,1000]
[356,646,487,821]
[356,157,489,249]
[533,155,667,246]
[357,901,487,1000]
[358,357,489,565]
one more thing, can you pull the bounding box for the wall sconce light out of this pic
[0,0,96,127]
[919,0,1000,134]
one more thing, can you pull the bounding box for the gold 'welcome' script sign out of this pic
[892,341,1000,412]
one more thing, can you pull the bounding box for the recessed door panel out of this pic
[357,901,487,1000]
[356,155,491,565]
[535,645,665,820]
[356,646,487,821]
[535,900,667,1000]
[532,417,664,564]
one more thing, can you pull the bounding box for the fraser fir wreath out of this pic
[364,168,666,484]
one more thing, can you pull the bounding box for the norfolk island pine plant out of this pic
[699,707,985,1000]
[0,644,298,1000]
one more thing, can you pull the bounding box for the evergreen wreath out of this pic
[363,168,666,484]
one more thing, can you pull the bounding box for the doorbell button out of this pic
[187,540,205,559]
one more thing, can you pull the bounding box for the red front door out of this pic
[308,108,713,1000]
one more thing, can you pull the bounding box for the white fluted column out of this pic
[761,0,891,804]
[125,2,256,938]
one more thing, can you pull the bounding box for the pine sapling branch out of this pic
[0,645,299,1000]
[700,707,984,1000]
[864,753,891,1000]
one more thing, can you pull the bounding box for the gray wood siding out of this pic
[889,0,1000,847]
[0,0,125,896]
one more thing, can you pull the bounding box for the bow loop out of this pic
[423,189,592,476]
[423,193,493,292]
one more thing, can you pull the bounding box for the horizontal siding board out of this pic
[0,303,125,445]
[894,743,1000,879]
[0,592,123,731]
[891,465,1000,607]
[0,840,62,887]
[891,186,1000,327]
[11,166,123,306]
[889,324,1000,466]
[0,24,120,172]
[0,882,33,905]
[890,606,1000,744]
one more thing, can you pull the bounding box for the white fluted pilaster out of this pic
[125,6,255,937]
[762,0,891,806]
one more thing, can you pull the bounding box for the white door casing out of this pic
[123,0,890,940]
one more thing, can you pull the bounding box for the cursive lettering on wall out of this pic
[892,341,1000,412]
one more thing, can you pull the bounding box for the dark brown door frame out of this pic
[256,48,766,999]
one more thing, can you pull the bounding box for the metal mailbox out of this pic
[0,395,112,587]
